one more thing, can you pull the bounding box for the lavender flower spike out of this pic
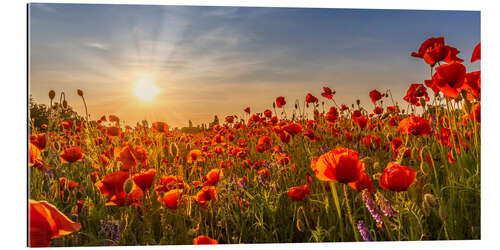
[375,191,396,218]
[362,190,384,227]
[357,220,373,242]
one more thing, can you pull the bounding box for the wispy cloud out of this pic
[83,42,108,50]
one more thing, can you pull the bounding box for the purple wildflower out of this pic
[375,192,396,218]
[362,190,384,227]
[99,220,120,245]
[357,220,373,241]
[237,178,247,189]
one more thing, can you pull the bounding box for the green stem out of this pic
[343,184,360,241]
[328,181,344,241]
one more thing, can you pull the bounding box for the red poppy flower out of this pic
[29,199,81,247]
[311,147,365,183]
[411,37,463,65]
[187,149,205,164]
[132,169,156,191]
[193,235,218,244]
[118,146,137,171]
[155,175,189,201]
[276,96,286,108]
[204,168,223,186]
[195,186,218,204]
[461,71,481,100]
[29,143,41,167]
[225,116,234,123]
[59,146,84,163]
[282,123,303,135]
[348,172,373,194]
[152,122,169,133]
[264,109,273,118]
[326,107,339,123]
[411,37,445,59]
[379,162,417,192]
[403,83,430,106]
[94,171,130,206]
[373,106,383,115]
[471,42,481,62]
[321,87,335,99]
[305,93,318,104]
[369,90,382,103]
[30,133,47,151]
[431,62,466,98]
[162,189,184,209]
[353,115,368,129]
[61,121,72,130]
[106,126,121,137]
[244,107,251,114]
[109,115,120,123]
[398,115,432,136]
[288,184,311,201]
[127,183,144,206]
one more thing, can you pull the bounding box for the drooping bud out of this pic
[424,193,437,208]
[77,89,84,97]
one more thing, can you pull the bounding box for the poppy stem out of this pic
[343,184,360,241]
[328,181,344,241]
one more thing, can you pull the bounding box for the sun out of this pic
[135,79,160,102]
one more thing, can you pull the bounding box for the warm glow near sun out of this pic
[135,79,160,102]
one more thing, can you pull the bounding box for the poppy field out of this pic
[28,37,481,246]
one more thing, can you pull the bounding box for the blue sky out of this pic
[29,4,480,127]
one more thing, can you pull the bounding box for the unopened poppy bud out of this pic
[77,89,84,97]
[273,102,276,109]
[356,99,360,106]
[63,100,68,109]
[49,90,55,100]
[419,97,426,107]
[295,103,298,109]
[124,178,133,194]
[424,193,437,208]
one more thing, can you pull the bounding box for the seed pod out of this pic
[124,178,134,194]
[49,90,56,100]
[438,205,448,221]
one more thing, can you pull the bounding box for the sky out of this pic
[29,4,480,128]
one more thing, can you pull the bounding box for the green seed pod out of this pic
[124,178,134,194]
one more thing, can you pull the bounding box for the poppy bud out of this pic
[273,102,276,109]
[417,97,425,108]
[295,103,298,109]
[124,178,134,194]
[49,90,55,100]
[77,89,84,97]
[423,193,437,208]
[63,100,68,109]
[356,99,361,106]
